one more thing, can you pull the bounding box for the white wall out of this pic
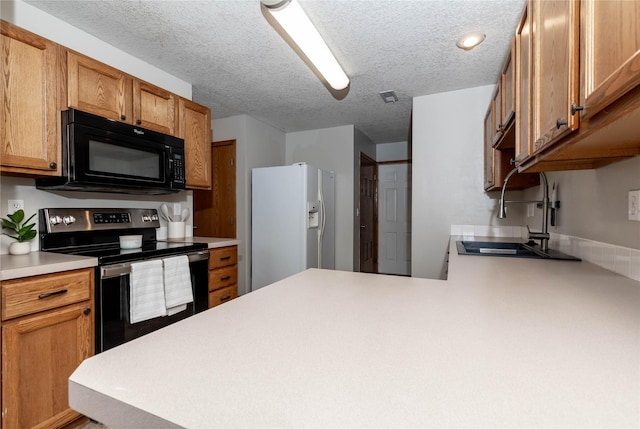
[411,85,524,279]
[377,141,409,162]
[0,1,194,255]
[212,115,286,295]
[523,156,640,250]
[1,0,191,98]
[286,125,356,271]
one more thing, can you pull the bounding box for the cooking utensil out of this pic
[159,204,172,222]
[181,208,190,223]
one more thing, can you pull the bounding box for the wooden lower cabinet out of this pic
[1,268,94,429]
[208,246,238,308]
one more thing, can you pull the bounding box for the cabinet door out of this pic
[532,0,580,154]
[581,0,640,119]
[515,2,533,163]
[0,21,60,176]
[2,302,93,429]
[501,39,516,128]
[134,80,176,135]
[67,50,133,123]
[178,98,211,190]
[483,105,496,190]
[493,82,503,142]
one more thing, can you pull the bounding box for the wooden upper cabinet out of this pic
[580,0,640,120]
[66,50,132,123]
[67,50,176,134]
[133,80,176,134]
[178,98,212,190]
[501,39,516,129]
[531,0,580,154]
[492,81,503,142]
[515,3,533,163]
[0,21,60,176]
[483,105,496,190]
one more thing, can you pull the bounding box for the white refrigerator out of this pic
[251,163,335,291]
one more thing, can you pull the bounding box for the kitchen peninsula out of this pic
[69,238,639,428]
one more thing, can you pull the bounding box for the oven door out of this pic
[71,123,174,189]
[96,251,209,353]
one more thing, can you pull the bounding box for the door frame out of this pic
[359,152,378,273]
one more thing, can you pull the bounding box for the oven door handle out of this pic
[100,250,210,279]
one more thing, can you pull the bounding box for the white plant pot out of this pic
[9,241,31,255]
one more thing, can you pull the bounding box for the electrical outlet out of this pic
[8,200,24,213]
[173,203,181,216]
[629,190,640,221]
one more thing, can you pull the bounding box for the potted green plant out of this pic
[2,209,37,255]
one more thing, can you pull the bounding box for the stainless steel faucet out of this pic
[498,168,550,252]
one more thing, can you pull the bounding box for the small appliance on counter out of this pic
[39,208,209,353]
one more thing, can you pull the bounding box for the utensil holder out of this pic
[168,221,185,239]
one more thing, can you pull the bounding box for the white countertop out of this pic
[69,237,640,428]
[0,252,98,281]
[180,237,240,249]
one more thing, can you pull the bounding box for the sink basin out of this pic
[456,241,580,261]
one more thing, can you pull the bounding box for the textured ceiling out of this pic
[25,0,526,144]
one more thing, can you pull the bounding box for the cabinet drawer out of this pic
[208,266,237,291]
[208,246,237,270]
[208,285,237,309]
[1,268,93,321]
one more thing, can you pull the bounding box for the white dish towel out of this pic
[163,255,193,316]
[130,259,167,324]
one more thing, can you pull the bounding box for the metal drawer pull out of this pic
[38,289,68,299]
[220,295,231,301]
[220,256,231,261]
[220,276,231,281]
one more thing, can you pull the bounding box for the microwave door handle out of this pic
[166,149,174,183]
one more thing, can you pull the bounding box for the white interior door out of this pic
[378,163,411,275]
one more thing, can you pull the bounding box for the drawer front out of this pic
[208,266,237,291]
[208,285,237,309]
[1,268,93,321]
[208,246,237,270]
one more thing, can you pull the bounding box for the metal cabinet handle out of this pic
[220,276,231,281]
[220,295,231,302]
[571,104,584,115]
[38,289,67,299]
[83,307,91,315]
[556,119,568,129]
[136,119,142,125]
[220,256,231,261]
[49,162,57,169]
[120,114,126,120]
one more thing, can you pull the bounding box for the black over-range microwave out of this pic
[36,109,186,194]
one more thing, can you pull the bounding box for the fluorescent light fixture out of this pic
[456,33,486,50]
[261,0,350,92]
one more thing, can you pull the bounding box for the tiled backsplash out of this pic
[451,225,640,282]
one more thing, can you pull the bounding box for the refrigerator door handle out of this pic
[318,171,326,268]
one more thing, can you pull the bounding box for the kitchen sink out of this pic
[456,241,581,261]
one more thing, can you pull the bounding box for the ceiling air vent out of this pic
[379,90,398,103]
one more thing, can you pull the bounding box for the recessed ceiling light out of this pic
[379,90,398,103]
[456,33,486,51]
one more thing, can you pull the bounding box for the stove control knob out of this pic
[63,215,76,225]
[50,216,62,225]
